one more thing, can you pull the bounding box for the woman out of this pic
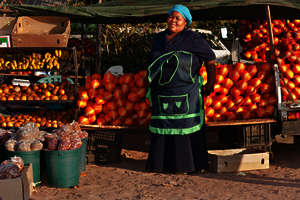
[146,4,216,174]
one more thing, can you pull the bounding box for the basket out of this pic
[11,16,70,47]
[88,130,122,164]
[37,75,74,84]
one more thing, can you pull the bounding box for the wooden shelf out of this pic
[206,118,277,127]
[80,124,147,131]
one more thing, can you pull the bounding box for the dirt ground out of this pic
[29,142,300,200]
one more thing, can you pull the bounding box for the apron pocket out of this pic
[158,94,189,115]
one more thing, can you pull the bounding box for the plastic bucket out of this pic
[43,148,80,188]
[6,150,41,185]
[80,138,87,172]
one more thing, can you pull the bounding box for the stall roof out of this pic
[6,0,300,23]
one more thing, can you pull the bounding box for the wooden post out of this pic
[265,5,275,57]
[96,24,102,74]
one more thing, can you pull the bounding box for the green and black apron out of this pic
[147,50,204,135]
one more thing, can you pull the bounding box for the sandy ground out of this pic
[31,143,300,200]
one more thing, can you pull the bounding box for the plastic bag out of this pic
[17,140,32,152]
[5,139,17,151]
[30,140,43,151]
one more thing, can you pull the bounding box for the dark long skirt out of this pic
[146,128,208,173]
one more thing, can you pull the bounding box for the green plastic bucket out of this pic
[43,148,80,188]
[6,150,41,185]
[80,138,87,172]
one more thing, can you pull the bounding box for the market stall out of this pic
[0,0,298,186]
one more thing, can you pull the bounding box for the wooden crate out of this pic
[11,16,70,47]
[208,148,269,173]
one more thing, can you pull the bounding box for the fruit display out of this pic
[77,70,151,126]
[44,121,88,151]
[239,19,299,102]
[199,62,277,122]
[0,49,63,71]
[4,122,45,152]
[0,108,75,128]
[0,81,75,102]
[287,111,300,120]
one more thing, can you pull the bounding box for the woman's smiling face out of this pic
[167,11,187,33]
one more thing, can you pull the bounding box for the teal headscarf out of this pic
[168,4,192,26]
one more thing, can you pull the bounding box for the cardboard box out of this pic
[0,164,34,200]
[11,16,70,47]
[208,148,269,173]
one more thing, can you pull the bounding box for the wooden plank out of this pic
[282,119,300,135]
[80,124,147,131]
[208,149,269,173]
[206,118,277,127]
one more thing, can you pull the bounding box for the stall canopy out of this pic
[6,0,300,23]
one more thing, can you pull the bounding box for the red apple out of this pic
[216,95,229,105]
[223,78,234,89]
[240,71,252,81]
[213,84,222,93]
[225,99,235,110]
[293,87,300,98]
[225,112,236,120]
[217,65,229,77]
[206,107,215,118]
[292,64,300,74]
[79,116,90,125]
[118,107,127,117]
[91,79,100,89]
[216,75,224,84]
[85,106,95,116]
[279,64,289,73]
[286,69,294,79]
[113,88,123,99]
[230,70,240,81]
[219,107,227,115]
[212,100,222,111]
[96,117,105,126]
[77,100,87,109]
[230,87,241,97]
[235,62,246,72]
[204,96,213,107]
[237,80,248,91]
[260,83,271,93]
[248,103,258,112]
[294,75,300,86]
[246,85,257,95]
[243,96,252,106]
[251,93,261,103]
[93,104,103,114]
[249,78,262,88]
[287,81,296,90]
[80,91,89,101]
[88,114,96,124]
